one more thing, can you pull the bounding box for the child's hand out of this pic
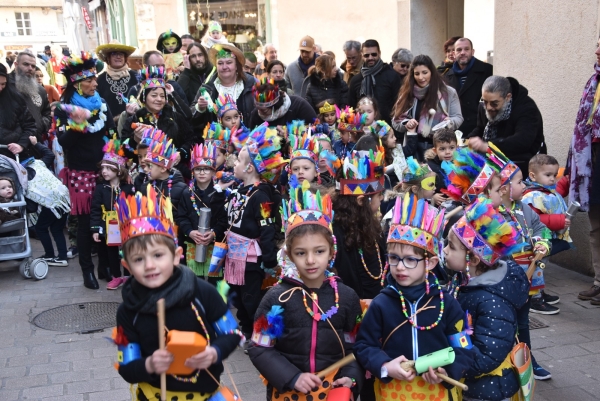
[92,233,101,242]
[421,366,446,385]
[184,345,218,370]
[29,136,37,146]
[145,349,173,374]
[384,356,416,381]
[432,193,447,206]
[405,119,418,132]
[564,218,571,228]
[189,230,203,244]
[533,242,548,255]
[294,373,322,393]
[332,377,353,388]
[216,179,235,189]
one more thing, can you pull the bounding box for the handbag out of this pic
[102,205,121,246]
[510,340,535,401]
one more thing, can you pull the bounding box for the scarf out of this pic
[121,265,196,313]
[360,59,384,97]
[70,91,107,133]
[297,54,317,77]
[258,92,291,122]
[105,64,130,80]
[411,85,449,137]
[452,57,475,77]
[567,63,600,211]
[482,98,512,141]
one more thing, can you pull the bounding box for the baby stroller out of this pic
[0,149,48,280]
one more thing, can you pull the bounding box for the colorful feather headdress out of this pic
[319,149,341,177]
[289,120,318,165]
[190,143,217,170]
[441,147,496,204]
[116,184,177,245]
[139,66,166,91]
[337,106,368,132]
[101,136,127,167]
[61,51,97,83]
[215,93,238,120]
[387,192,446,256]
[403,156,433,183]
[452,196,524,266]
[253,77,280,108]
[371,120,392,138]
[282,177,333,234]
[337,147,385,195]
[245,123,287,182]
[484,143,520,186]
[312,120,331,140]
[203,122,231,150]
[143,129,179,169]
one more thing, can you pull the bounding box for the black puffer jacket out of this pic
[247,94,317,128]
[248,276,363,397]
[0,89,36,159]
[90,181,135,233]
[302,73,348,112]
[138,173,187,213]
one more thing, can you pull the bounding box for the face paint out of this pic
[420,176,436,191]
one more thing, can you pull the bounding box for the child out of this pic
[337,106,367,145]
[332,147,387,300]
[357,96,379,135]
[202,21,229,49]
[204,122,231,172]
[443,196,529,401]
[114,184,244,399]
[313,132,340,187]
[176,143,228,282]
[226,125,287,341]
[427,130,458,207]
[0,177,21,224]
[156,30,184,79]
[249,180,364,400]
[316,100,341,141]
[90,138,134,289]
[355,192,474,401]
[332,127,355,160]
[131,142,149,189]
[288,120,319,184]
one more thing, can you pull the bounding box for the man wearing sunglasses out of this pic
[391,48,413,83]
[348,39,401,126]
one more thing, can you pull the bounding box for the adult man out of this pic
[468,75,546,176]
[390,48,413,84]
[95,42,138,120]
[444,38,493,135]
[8,52,51,140]
[243,52,257,75]
[340,40,362,84]
[254,43,278,77]
[285,35,318,95]
[177,42,214,105]
[348,39,401,125]
[180,34,194,54]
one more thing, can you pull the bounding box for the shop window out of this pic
[15,12,32,36]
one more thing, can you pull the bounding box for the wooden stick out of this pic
[316,354,356,379]
[400,361,468,391]
[526,252,545,280]
[157,298,166,401]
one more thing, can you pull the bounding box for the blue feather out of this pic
[266,305,285,339]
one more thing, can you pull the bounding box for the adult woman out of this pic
[437,36,461,76]
[121,67,194,179]
[34,66,60,103]
[0,63,36,159]
[391,54,463,161]
[302,54,348,113]
[390,48,413,84]
[55,52,115,290]
[266,60,291,94]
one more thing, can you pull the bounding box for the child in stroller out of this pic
[0,177,21,224]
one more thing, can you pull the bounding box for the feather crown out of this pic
[283,177,333,234]
[484,142,520,185]
[337,146,385,195]
[244,123,287,182]
[371,120,392,138]
[204,122,231,150]
[139,66,166,91]
[61,51,97,83]
[403,156,433,183]
[216,93,238,119]
[441,147,496,204]
[102,135,127,167]
[142,129,179,169]
[252,77,280,108]
[337,106,368,132]
[190,142,218,170]
[288,120,319,165]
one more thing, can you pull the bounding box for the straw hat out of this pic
[208,44,245,66]
[96,42,136,62]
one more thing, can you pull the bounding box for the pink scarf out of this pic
[412,85,448,137]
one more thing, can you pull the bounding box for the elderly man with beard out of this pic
[340,40,363,84]
[254,43,278,78]
[178,42,214,106]
[8,51,51,141]
[468,75,546,176]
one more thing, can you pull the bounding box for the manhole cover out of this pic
[529,316,549,330]
[32,302,120,333]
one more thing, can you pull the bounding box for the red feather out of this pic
[254,315,269,333]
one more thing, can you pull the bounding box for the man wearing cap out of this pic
[95,42,138,120]
[285,35,319,96]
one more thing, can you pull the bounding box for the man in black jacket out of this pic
[178,42,214,105]
[467,75,546,176]
[444,38,493,135]
[348,39,401,125]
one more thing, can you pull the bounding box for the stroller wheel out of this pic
[31,259,49,280]
[19,260,32,279]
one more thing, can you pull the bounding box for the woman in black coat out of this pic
[302,54,348,113]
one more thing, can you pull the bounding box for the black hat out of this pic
[0,63,7,78]
[156,30,182,54]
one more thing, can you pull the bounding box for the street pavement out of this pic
[0,239,599,401]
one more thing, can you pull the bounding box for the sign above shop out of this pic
[81,7,93,30]
[0,32,17,37]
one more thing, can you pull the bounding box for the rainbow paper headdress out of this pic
[484,143,520,185]
[337,147,385,195]
[116,185,177,245]
[282,178,333,235]
[204,122,231,150]
[139,66,166,91]
[442,147,496,204]
[253,78,280,108]
[61,52,97,83]
[190,143,217,170]
[452,196,524,266]
[289,120,318,165]
[216,94,239,119]
[403,156,433,183]
[387,192,446,256]
[245,123,287,182]
[319,149,341,177]
[371,120,392,138]
[143,129,179,169]
[102,136,127,167]
[319,101,336,115]
[337,106,368,132]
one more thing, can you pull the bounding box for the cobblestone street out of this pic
[0,239,599,401]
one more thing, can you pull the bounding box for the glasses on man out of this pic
[386,254,425,269]
[395,62,409,69]
[363,52,378,59]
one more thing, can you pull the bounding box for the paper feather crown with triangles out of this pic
[387,192,446,256]
[442,147,496,204]
[282,177,333,235]
[101,136,127,167]
[190,142,217,170]
[288,120,319,165]
[337,106,368,132]
[139,66,166,91]
[216,93,238,119]
[484,142,520,185]
[143,128,178,169]
[204,122,231,150]
[337,146,385,195]
[233,123,287,183]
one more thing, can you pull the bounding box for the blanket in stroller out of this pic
[25,159,71,218]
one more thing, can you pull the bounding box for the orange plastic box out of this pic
[165,330,207,375]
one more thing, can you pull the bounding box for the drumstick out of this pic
[526,252,545,280]
[157,298,166,401]
[316,354,356,379]
[400,360,468,391]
